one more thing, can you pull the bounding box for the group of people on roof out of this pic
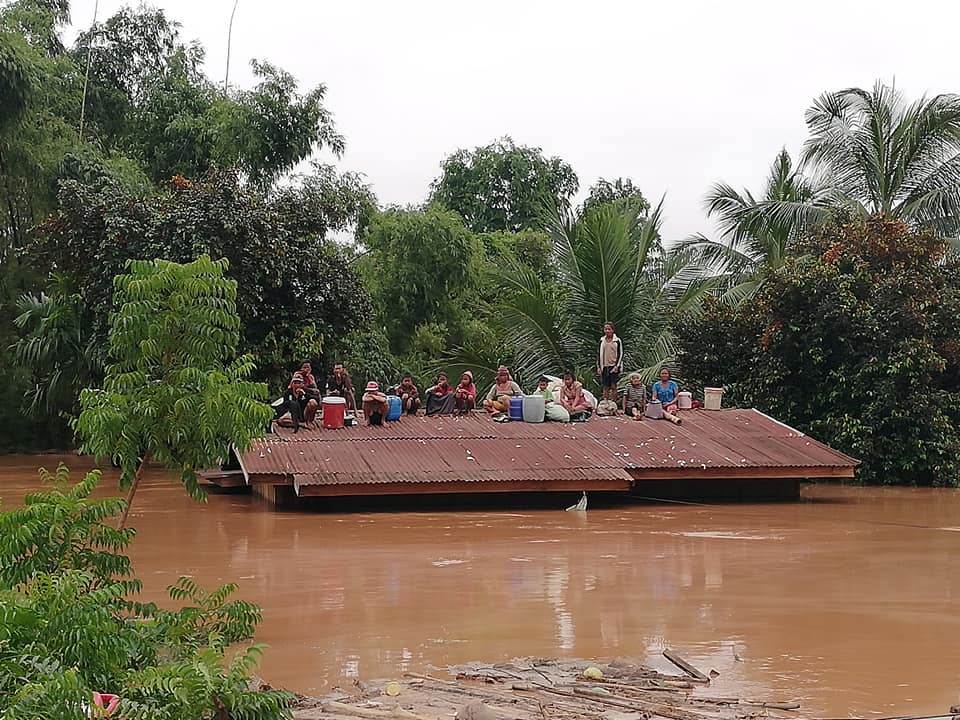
[276,322,683,429]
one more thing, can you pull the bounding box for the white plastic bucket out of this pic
[677,391,692,410]
[522,395,545,423]
[704,387,724,411]
[644,399,663,419]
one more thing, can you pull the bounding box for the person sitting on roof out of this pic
[280,372,319,431]
[424,373,456,415]
[483,365,522,414]
[362,381,389,426]
[622,372,646,421]
[534,375,570,423]
[291,361,321,400]
[559,370,592,420]
[326,362,356,411]
[454,371,477,415]
[651,366,680,415]
[396,372,421,415]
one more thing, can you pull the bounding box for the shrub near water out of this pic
[678,217,960,486]
[0,464,291,719]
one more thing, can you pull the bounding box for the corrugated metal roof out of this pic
[239,409,858,487]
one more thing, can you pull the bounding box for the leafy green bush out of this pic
[677,217,960,486]
[0,465,292,719]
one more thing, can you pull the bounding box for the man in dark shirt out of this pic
[326,362,356,411]
[283,373,319,431]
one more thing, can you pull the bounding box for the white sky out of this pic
[67,0,960,242]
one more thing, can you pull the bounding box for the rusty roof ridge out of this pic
[749,408,861,464]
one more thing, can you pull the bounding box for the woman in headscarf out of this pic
[424,373,456,415]
[454,371,477,415]
[483,365,522,413]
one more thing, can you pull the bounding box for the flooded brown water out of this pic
[2,455,959,716]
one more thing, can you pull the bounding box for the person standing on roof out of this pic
[597,321,623,404]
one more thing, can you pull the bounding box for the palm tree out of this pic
[759,81,960,238]
[683,82,960,305]
[677,149,833,303]
[12,274,103,420]
[446,199,712,390]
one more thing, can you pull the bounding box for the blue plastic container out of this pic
[386,395,403,421]
[508,395,524,421]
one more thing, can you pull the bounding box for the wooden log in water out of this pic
[662,649,710,683]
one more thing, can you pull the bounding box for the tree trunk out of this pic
[117,454,150,530]
[0,146,23,261]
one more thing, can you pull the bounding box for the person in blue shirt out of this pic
[651,366,680,415]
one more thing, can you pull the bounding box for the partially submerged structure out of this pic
[209,409,858,507]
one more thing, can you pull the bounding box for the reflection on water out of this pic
[2,455,960,715]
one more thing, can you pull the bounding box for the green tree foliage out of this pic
[678,149,832,303]
[0,464,134,590]
[73,6,341,187]
[745,82,960,239]
[430,136,579,233]
[0,1,83,258]
[581,177,650,218]
[74,256,273,527]
[0,465,291,718]
[677,217,960,486]
[464,200,710,390]
[12,274,102,428]
[30,170,372,386]
[0,27,33,129]
[361,205,483,356]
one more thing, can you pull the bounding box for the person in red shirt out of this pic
[425,373,455,415]
[454,371,477,414]
[290,361,320,400]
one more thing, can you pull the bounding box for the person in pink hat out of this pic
[361,381,389,425]
[454,371,477,414]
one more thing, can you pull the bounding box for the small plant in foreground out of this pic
[0,466,292,719]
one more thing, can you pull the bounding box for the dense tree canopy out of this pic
[430,136,579,233]
[677,217,960,486]
[3,0,960,491]
[28,170,371,388]
[360,205,483,357]
[581,177,650,218]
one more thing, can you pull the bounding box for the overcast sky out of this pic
[67,0,960,241]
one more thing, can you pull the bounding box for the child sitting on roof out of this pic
[622,372,646,421]
[454,371,477,415]
[535,376,570,423]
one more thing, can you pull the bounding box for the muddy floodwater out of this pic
[2,455,959,716]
